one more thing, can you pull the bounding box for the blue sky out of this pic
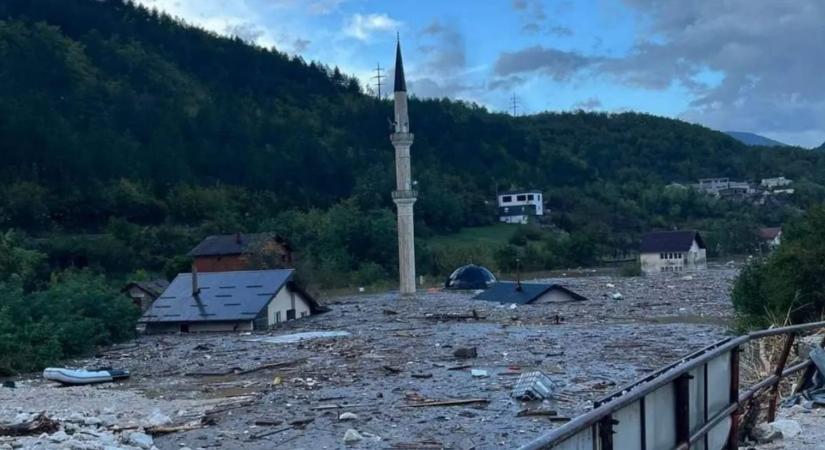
[136,0,825,148]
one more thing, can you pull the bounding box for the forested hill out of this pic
[2,0,825,285]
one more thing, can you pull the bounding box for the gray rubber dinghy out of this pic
[43,367,130,385]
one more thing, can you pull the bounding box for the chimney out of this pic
[191,264,200,296]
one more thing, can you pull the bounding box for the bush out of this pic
[619,260,642,277]
[732,206,825,329]
[0,270,140,374]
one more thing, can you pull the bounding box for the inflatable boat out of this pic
[43,367,130,385]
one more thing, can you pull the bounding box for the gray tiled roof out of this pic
[122,279,169,298]
[640,230,705,253]
[139,269,322,324]
[472,282,586,304]
[187,233,273,257]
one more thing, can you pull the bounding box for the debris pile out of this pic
[0,268,737,449]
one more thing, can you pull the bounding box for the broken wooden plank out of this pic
[248,426,291,440]
[406,399,489,408]
[0,412,59,437]
[516,408,558,417]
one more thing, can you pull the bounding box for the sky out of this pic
[134,0,825,148]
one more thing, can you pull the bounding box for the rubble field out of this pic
[1,269,739,449]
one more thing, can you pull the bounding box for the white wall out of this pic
[641,239,707,275]
[266,286,312,327]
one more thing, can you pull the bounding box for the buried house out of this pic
[473,281,587,304]
[188,233,293,273]
[139,269,326,333]
[122,279,170,312]
[639,230,707,275]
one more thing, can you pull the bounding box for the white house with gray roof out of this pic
[139,269,326,333]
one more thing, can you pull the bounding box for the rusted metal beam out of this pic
[767,333,796,422]
[727,346,740,450]
[518,321,825,450]
[598,415,616,450]
[674,374,692,446]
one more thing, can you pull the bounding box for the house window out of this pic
[300,311,308,318]
[517,195,527,201]
[275,311,281,323]
[527,194,534,200]
[502,196,512,203]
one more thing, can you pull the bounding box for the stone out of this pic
[338,412,358,421]
[49,430,70,443]
[127,432,154,449]
[453,347,478,359]
[769,419,802,438]
[146,410,171,427]
[752,423,781,443]
[471,369,489,378]
[343,429,363,444]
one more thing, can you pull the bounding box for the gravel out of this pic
[1,268,739,449]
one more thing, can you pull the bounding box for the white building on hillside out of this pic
[497,191,544,224]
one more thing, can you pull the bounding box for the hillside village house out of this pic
[497,191,545,224]
[758,227,782,249]
[122,279,170,312]
[639,230,708,275]
[139,269,326,333]
[188,233,292,272]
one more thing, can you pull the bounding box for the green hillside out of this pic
[1,0,825,286]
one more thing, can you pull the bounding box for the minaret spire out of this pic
[390,36,417,295]
[394,34,406,93]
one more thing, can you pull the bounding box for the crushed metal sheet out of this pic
[243,331,351,344]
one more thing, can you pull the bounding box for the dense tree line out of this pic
[733,206,825,329]
[0,0,824,287]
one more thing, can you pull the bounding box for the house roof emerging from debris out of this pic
[122,279,170,298]
[758,227,782,241]
[139,269,325,324]
[640,230,705,253]
[187,233,275,257]
[472,282,587,305]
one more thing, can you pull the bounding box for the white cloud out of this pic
[343,13,401,41]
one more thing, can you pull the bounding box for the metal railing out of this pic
[518,320,825,450]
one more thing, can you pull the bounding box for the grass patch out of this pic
[426,223,519,249]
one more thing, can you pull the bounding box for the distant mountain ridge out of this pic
[725,131,789,147]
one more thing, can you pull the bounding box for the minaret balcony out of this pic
[392,190,418,201]
[390,132,414,145]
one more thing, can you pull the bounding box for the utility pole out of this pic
[510,93,519,116]
[372,62,386,99]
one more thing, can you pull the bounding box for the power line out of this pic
[510,93,519,116]
[371,62,386,99]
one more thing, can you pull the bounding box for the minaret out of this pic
[390,37,417,295]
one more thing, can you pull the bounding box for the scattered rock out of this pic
[338,412,358,421]
[146,410,171,427]
[769,419,802,438]
[343,429,363,444]
[611,293,624,300]
[471,369,489,378]
[127,431,154,449]
[752,423,781,443]
[454,347,478,359]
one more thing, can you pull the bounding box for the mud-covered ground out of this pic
[1,269,738,449]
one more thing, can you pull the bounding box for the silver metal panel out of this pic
[707,353,731,415]
[706,353,732,450]
[613,400,642,450]
[688,365,706,450]
[707,417,730,450]
[554,428,596,450]
[645,384,676,449]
